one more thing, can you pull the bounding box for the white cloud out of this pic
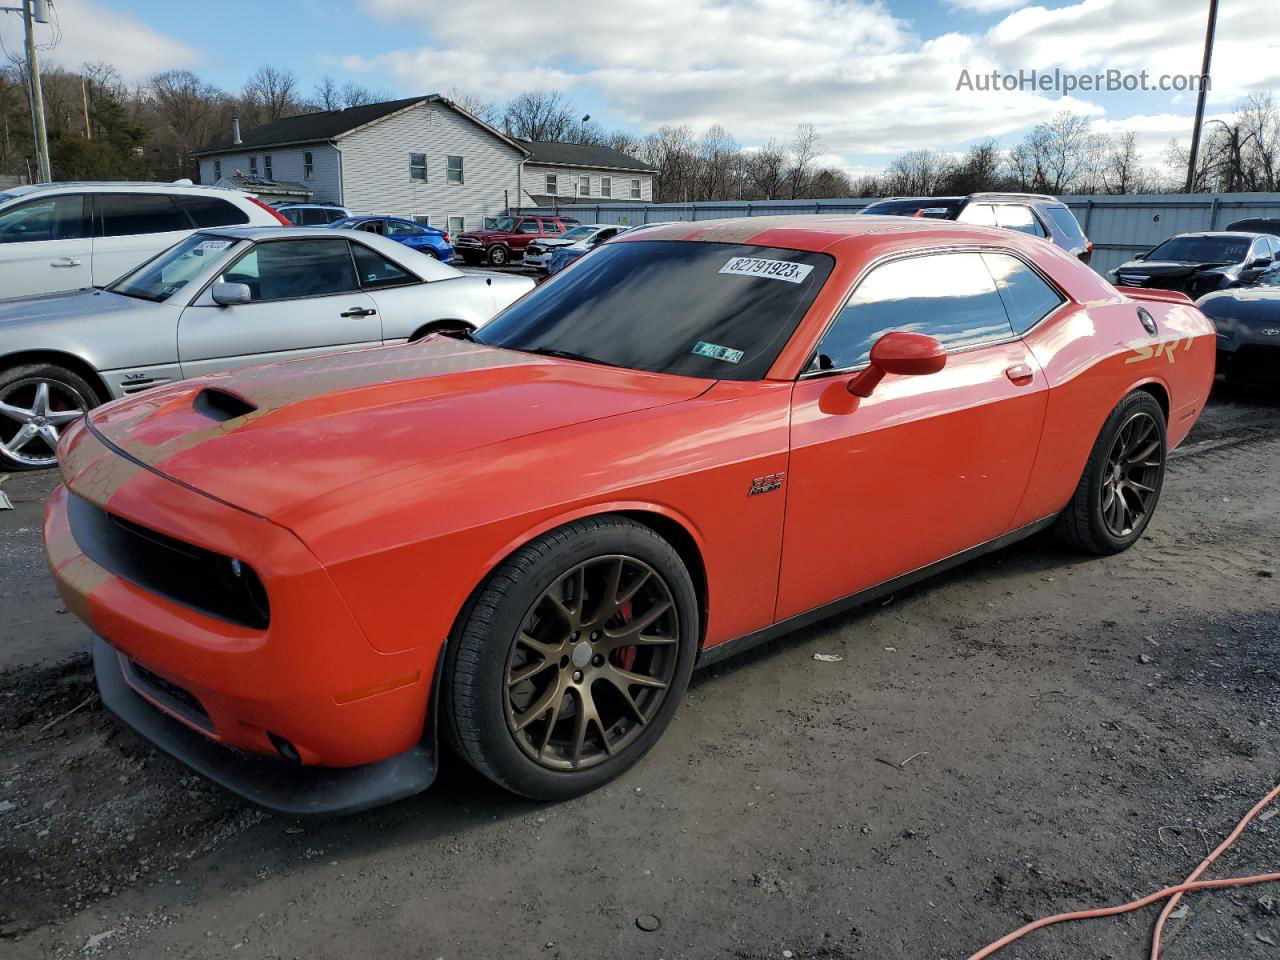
[0,0,197,81]
[336,0,1277,172]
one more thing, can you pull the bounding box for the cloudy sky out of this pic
[3,0,1278,175]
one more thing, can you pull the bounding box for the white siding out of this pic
[196,144,342,204]
[525,163,653,202]
[337,101,523,232]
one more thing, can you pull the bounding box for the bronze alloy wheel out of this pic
[503,555,680,771]
[1101,410,1163,538]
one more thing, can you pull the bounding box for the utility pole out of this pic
[80,75,91,140]
[1184,0,1218,193]
[2,0,52,181]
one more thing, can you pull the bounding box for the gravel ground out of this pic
[1,382,1277,959]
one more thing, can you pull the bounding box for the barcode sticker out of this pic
[719,256,813,284]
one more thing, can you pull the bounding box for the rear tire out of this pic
[445,516,698,800]
[1054,391,1167,555]
[0,363,101,471]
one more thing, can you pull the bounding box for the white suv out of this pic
[0,181,289,301]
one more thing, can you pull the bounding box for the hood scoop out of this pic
[193,387,257,423]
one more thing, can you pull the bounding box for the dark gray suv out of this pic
[860,193,1093,264]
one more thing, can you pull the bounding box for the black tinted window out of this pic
[98,194,190,237]
[816,252,1013,370]
[1045,205,1086,241]
[994,204,1046,237]
[983,253,1063,334]
[299,207,331,226]
[477,240,834,381]
[0,194,87,243]
[861,198,961,218]
[224,238,358,301]
[351,242,415,288]
[174,195,249,228]
[1147,235,1252,263]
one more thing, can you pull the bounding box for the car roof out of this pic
[1166,231,1266,239]
[2,181,243,198]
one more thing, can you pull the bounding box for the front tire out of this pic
[0,363,100,471]
[445,516,699,800]
[1054,391,1167,555]
[486,245,509,267]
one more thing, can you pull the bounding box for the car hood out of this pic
[1197,287,1280,322]
[457,230,507,242]
[83,338,709,520]
[0,288,154,328]
[531,238,576,248]
[1115,260,1233,279]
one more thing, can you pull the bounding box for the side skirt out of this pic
[696,513,1060,668]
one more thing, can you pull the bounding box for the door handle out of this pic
[1005,363,1035,386]
[51,257,82,267]
[340,307,377,318]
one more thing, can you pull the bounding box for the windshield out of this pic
[110,233,238,302]
[861,198,961,218]
[560,226,598,242]
[488,217,516,232]
[1146,236,1251,264]
[476,240,834,381]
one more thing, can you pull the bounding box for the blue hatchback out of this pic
[330,216,454,261]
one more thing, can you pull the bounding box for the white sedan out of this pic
[0,227,534,469]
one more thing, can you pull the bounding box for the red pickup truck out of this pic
[454,214,579,266]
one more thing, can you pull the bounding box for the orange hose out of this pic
[968,783,1280,960]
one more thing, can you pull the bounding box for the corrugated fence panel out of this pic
[520,193,1280,278]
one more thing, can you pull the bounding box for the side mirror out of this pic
[847,332,947,397]
[211,281,251,306]
[1248,257,1271,268]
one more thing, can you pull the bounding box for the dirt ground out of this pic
[2,382,1278,960]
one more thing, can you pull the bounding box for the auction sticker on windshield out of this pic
[692,341,744,364]
[719,257,813,284]
[195,240,233,252]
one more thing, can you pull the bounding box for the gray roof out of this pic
[195,95,528,157]
[520,140,655,173]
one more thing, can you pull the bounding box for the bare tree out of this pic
[786,122,822,198]
[1099,131,1149,194]
[942,139,1006,193]
[746,139,788,199]
[1018,112,1096,193]
[884,148,954,195]
[311,76,342,111]
[446,86,500,126]
[338,81,388,109]
[242,65,300,124]
[502,90,577,141]
[695,124,739,200]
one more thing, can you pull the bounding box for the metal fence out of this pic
[517,193,1280,276]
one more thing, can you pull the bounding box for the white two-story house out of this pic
[194,96,655,236]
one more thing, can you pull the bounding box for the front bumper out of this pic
[522,251,552,269]
[94,636,435,815]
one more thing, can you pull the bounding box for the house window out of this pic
[249,156,258,175]
[410,153,427,181]
[304,152,314,179]
[546,173,557,195]
[447,155,464,185]
[630,178,641,199]
[448,215,465,237]
[578,174,590,196]
[264,154,273,180]
[601,176,611,198]
[213,160,221,181]
[412,215,430,226]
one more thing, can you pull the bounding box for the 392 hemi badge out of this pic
[748,472,785,496]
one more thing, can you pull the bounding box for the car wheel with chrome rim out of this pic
[0,363,99,471]
[445,516,698,799]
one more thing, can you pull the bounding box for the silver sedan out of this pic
[0,226,534,469]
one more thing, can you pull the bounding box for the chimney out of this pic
[231,117,242,145]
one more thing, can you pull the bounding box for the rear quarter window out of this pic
[982,253,1065,334]
[174,195,250,228]
[97,193,191,237]
[1044,205,1086,242]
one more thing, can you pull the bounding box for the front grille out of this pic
[67,493,270,629]
[1117,274,1146,287]
[127,659,213,731]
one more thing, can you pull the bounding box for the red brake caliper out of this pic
[615,600,638,671]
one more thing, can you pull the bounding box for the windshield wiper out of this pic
[525,346,614,367]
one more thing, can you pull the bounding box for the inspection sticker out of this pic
[195,239,233,252]
[692,341,744,364]
[719,256,813,284]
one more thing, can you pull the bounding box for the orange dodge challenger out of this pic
[44,216,1214,814]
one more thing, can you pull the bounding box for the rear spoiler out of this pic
[1116,287,1193,305]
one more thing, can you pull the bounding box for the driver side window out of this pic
[814,252,1014,370]
[222,238,359,302]
[0,194,87,244]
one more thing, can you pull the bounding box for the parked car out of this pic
[1225,218,1280,238]
[860,193,1093,263]
[44,215,1213,814]
[454,214,580,266]
[271,203,351,226]
[0,227,532,470]
[1109,232,1280,299]
[330,215,453,261]
[0,181,289,301]
[1197,271,1280,385]
[524,224,625,272]
[544,223,673,276]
